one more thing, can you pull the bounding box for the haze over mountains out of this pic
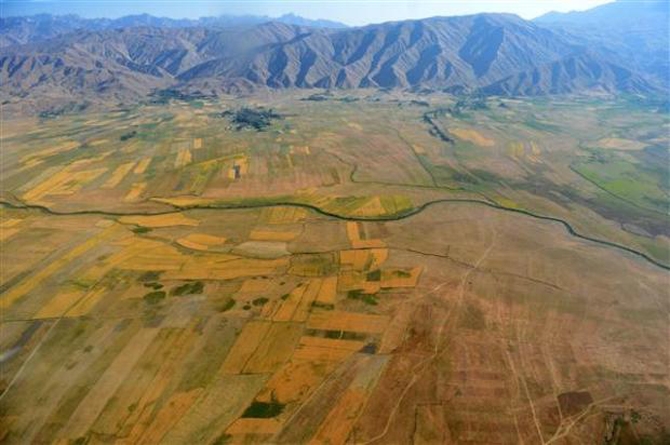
[1,1,668,109]
[536,0,670,88]
[0,12,347,47]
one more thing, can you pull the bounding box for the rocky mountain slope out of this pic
[1,7,666,108]
[535,0,669,88]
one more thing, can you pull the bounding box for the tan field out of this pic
[22,166,107,202]
[119,213,200,228]
[133,157,152,174]
[597,137,648,151]
[1,93,668,444]
[124,182,147,202]
[102,162,136,188]
[175,148,192,168]
[451,127,495,147]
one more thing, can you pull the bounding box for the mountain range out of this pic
[1,1,668,110]
[0,13,347,47]
[536,0,669,88]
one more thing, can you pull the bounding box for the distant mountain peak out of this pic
[275,13,347,28]
[0,12,348,46]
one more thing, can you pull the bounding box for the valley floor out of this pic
[1,91,668,443]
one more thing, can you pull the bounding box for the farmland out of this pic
[1,91,669,444]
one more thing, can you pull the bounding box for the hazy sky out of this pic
[1,0,616,25]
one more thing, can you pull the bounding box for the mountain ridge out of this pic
[1,8,667,111]
[534,0,669,86]
[0,12,347,47]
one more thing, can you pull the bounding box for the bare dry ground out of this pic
[1,91,668,444]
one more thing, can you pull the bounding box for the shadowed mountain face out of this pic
[480,52,660,96]
[0,9,667,105]
[0,27,210,102]
[175,15,581,91]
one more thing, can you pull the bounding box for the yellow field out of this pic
[134,157,152,174]
[310,389,367,444]
[166,256,288,280]
[346,221,385,248]
[307,310,390,334]
[59,328,160,439]
[0,227,20,242]
[261,207,308,224]
[292,279,322,322]
[102,162,136,188]
[412,144,426,154]
[451,128,495,147]
[346,221,360,243]
[175,148,192,168]
[121,328,201,443]
[176,233,227,251]
[272,284,307,322]
[1,219,22,228]
[315,276,338,304]
[239,277,272,294]
[124,182,147,202]
[497,197,521,209]
[88,138,109,147]
[20,140,79,165]
[379,266,422,288]
[310,356,387,444]
[292,342,359,362]
[66,287,107,317]
[79,237,176,281]
[338,271,379,294]
[117,243,188,272]
[151,196,215,207]
[221,321,273,374]
[530,141,541,155]
[243,322,303,373]
[227,156,249,179]
[299,336,367,352]
[340,248,387,271]
[257,360,333,405]
[131,389,204,443]
[33,289,86,319]
[349,196,387,217]
[180,238,217,257]
[340,249,369,270]
[0,223,121,309]
[370,248,388,268]
[0,219,22,242]
[507,141,525,159]
[23,166,107,202]
[159,375,266,444]
[289,145,310,155]
[226,418,282,435]
[528,141,542,163]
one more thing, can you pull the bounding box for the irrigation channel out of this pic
[1,196,668,272]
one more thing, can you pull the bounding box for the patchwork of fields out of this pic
[1,92,669,443]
